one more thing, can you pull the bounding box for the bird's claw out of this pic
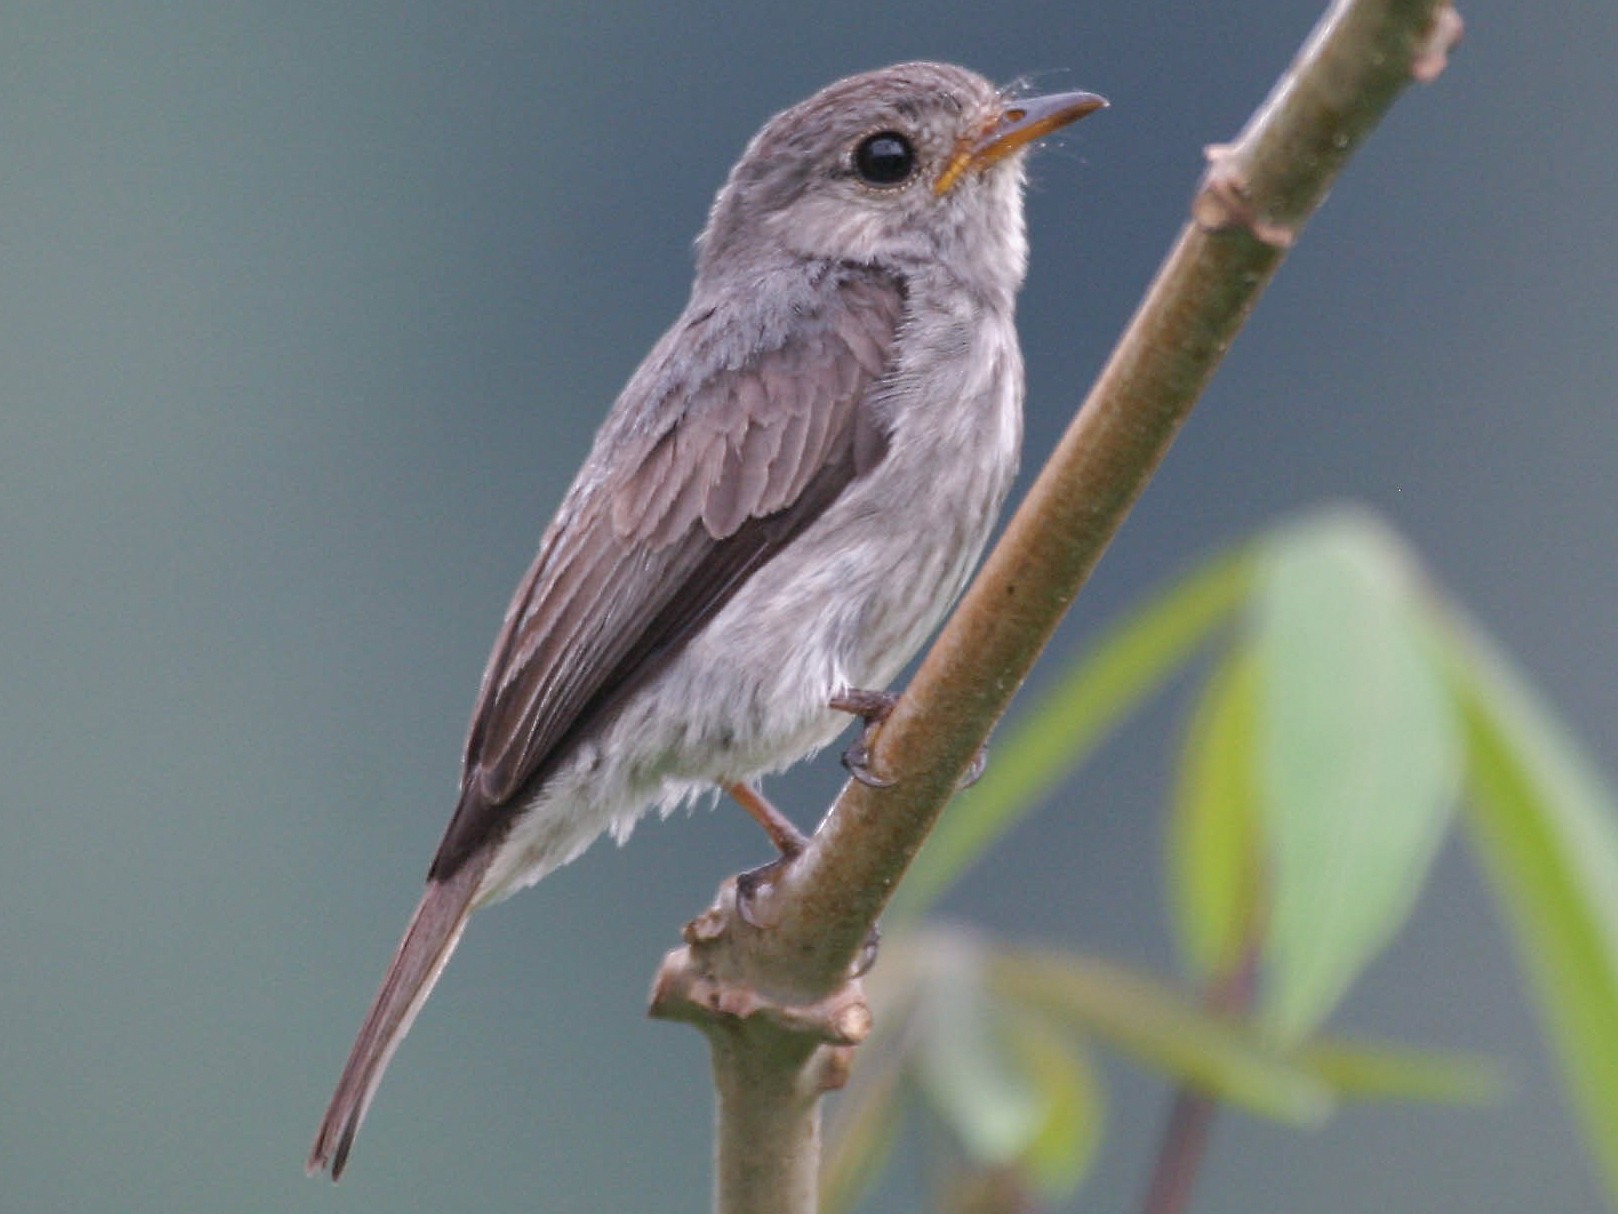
[832,688,899,788]
[734,852,796,929]
[841,734,896,788]
[734,857,881,983]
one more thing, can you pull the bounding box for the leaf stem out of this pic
[1138,942,1262,1214]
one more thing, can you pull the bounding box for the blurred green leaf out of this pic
[828,933,1104,1212]
[1254,511,1462,1042]
[821,1032,908,1214]
[821,957,921,1214]
[1004,1005,1104,1197]
[1300,1038,1507,1105]
[1448,622,1618,1200]
[992,947,1333,1124]
[890,551,1253,924]
[914,939,1044,1163]
[1169,647,1265,980]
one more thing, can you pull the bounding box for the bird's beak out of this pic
[935,89,1108,195]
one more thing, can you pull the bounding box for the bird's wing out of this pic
[428,265,905,878]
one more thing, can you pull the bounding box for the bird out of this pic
[308,60,1104,1179]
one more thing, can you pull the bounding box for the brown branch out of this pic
[649,3,1463,1211]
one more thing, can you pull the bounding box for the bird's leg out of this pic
[833,688,990,791]
[728,782,807,927]
[728,780,809,855]
[831,688,898,788]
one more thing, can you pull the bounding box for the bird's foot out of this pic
[726,782,809,928]
[831,688,898,788]
[734,851,799,929]
[724,777,880,974]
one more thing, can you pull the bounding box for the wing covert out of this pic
[428,265,905,878]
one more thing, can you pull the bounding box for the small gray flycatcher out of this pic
[308,61,1104,1178]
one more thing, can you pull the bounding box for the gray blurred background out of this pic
[3,2,1614,1211]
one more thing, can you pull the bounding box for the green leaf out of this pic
[1300,1038,1508,1105]
[1447,621,1618,1201]
[821,957,920,1214]
[1254,510,1462,1042]
[820,1033,908,1214]
[991,948,1333,1124]
[828,945,931,1210]
[826,933,1105,1209]
[891,551,1254,924]
[1169,647,1265,980]
[914,938,1044,1163]
[1003,1006,1104,1196]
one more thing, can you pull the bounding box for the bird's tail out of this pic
[307,857,486,1179]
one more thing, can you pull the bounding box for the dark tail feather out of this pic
[307,857,486,1179]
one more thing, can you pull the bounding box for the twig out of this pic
[649,3,1463,1211]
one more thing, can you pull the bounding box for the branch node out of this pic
[648,880,872,1049]
[1192,144,1297,249]
[807,1044,858,1094]
[1412,5,1464,83]
[684,904,730,945]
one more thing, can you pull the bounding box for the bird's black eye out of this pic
[853,131,916,186]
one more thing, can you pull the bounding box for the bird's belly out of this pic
[656,365,1022,784]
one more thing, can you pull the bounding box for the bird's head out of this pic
[697,62,1105,302]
